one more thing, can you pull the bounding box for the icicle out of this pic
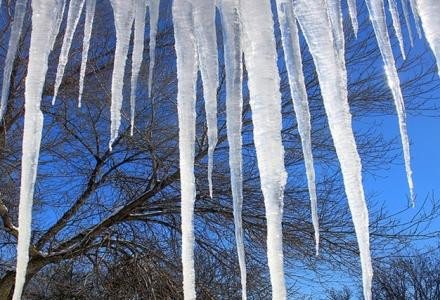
[130,0,147,136]
[401,0,414,47]
[52,0,86,105]
[218,0,247,298]
[0,0,28,122]
[241,0,287,298]
[147,0,160,99]
[388,0,406,59]
[365,0,414,205]
[192,0,218,199]
[347,0,359,37]
[172,1,198,299]
[416,0,440,77]
[276,0,320,256]
[409,0,422,38]
[49,0,66,51]
[78,0,96,108]
[109,0,135,150]
[292,0,373,298]
[12,1,64,299]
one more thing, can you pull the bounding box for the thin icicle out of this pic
[172,1,198,298]
[192,0,218,198]
[388,0,406,59]
[78,0,97,108]
[52,0,85,105]
[147,0,160,99]
[218,1,247,298]
[130,0,147,136]
[401,0,414,47]
[12,1,64,299]
[365,0,414,206]
[49,0,66,51]
[241,0,287,298]
[0,0,28,122]
[409,0,422,38]
[416,0,440,77]
[109,0,135,150]
[347,0,359,37]
[276,0,320,256]
[292,0,373,298]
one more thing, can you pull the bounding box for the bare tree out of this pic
[0,1,439,298]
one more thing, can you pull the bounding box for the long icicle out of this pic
[218,0,247,298]
[347,0,359,37]
[192,0,219,199]
[388,0,406,59]
[416,0,440,77]
[292,0,373,298]
[130,0,147,136]
[275,0,320,256]
[0,0,28,122]
[109,0,135,150]
[12,1,64,299]
[241,0,288,298]
[78,0,97,108]
[365,0,414,206]
[147,0,160,99]
[49,0,66,51]
[401,0,414,47]
[172,1,198,298]
[52,0,86,105]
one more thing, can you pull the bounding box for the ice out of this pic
[218,0,247,298]
[78,0,97,108]
[172,1,198,298]
[292,0,373,298]
[192,0,219,198]
[240,0,287,298]
[388,0,406,59]
[417,0,440,77]
[409,0,422,38]
[0,0,28,122]
[147,0,160,99]
[401,0,414,47]
[275,0,319,255]
[365,0,414,206]
[130,0,147,135]
[12,1,64,299]
[109,0,135,150]
[52,0,86,105]
[347,0,359,37]
[49,0,66,51]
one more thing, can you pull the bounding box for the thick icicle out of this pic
[172,1,198,298]
[218,0,247,298]
[347,0,359,37]
[109,0,135,150]
[241,0,287,298]
[78,0,97,108]
[49,0,66,51]
[416,0,440,77]
[52,0,85,105]
[12,1,64,299]
[409,0,422,38]
[0,0,28,122]
[365,0,414,205]
[130,0,147,136]
[147,0,160,99]
[388,0,406,59]
[401,0,414,47]
[276,0,320,256]
[192,0,219,198]
[292,0,373,298]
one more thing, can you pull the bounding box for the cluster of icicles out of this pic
[2,0,438,299]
